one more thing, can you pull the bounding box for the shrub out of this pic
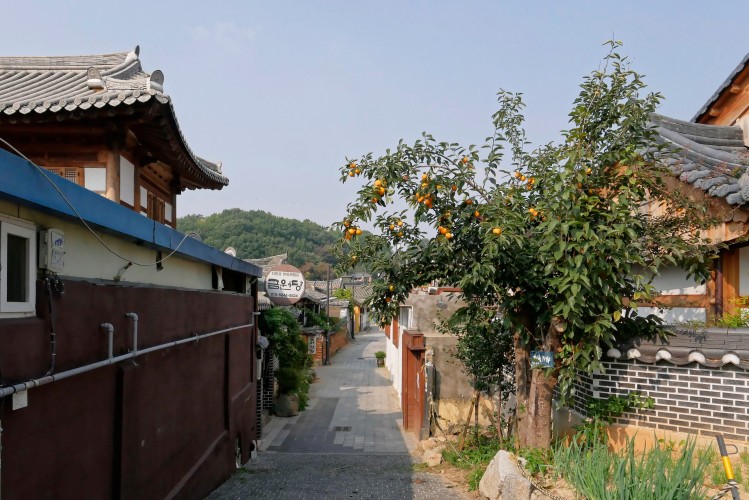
[276,367,303,395]
[259,308,313,405]
[374,351,386,359]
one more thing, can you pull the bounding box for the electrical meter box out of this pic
[39,228,65,273]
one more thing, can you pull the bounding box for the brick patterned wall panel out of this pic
[574,360,749,441]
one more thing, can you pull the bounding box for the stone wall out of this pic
[573,359,749,444]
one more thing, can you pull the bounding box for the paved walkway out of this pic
[207,328,470,499]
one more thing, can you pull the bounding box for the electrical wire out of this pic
[0,136,199,267]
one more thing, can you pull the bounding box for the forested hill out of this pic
[177,209,339,279]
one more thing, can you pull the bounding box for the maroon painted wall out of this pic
[0,279,256,500]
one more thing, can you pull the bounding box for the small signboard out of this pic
[12,390,28,410]
[530,351,554,369]
[308,335,317,355]
[265,264,306,306]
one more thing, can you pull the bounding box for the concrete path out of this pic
[206,328,470,499]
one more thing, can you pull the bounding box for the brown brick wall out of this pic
[304,326,348,366]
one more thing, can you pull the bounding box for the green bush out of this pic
[374,351,386,359]
[259,308,313,405]
[276,367,303,395]
[553,436,711,499]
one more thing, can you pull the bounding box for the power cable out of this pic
[0,136,199,267]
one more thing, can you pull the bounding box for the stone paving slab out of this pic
[207,329,465,499]
[206,453,470,500]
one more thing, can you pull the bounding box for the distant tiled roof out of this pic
[607,328,749,370]
[302,288,327,303]
[245,252,288,277]
[0,46,228,190]
[352,283,373,303]
[652,113,749,205]
[692,52,749,123]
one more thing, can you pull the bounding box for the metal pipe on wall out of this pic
[125,312,139,354]
[101,323,114,360]
[0,319,254,399]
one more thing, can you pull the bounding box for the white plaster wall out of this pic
[636,306,707,325]
[1,201,216,290]
[386,328,402,403]
[650,267,706,296]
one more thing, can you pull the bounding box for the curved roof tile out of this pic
[0,46,227,189]
[607,328,749,370]
[652,113,749,205]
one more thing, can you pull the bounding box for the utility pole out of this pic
[351,277,356,340]
[324,264,331,365]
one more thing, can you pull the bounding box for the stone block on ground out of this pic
[274,393,299,417]
[479,450,532,500]
[422,447,443,467]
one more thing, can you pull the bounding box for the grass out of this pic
[703,447,749,493]
[441,431,503,491]
[552,436,711,499]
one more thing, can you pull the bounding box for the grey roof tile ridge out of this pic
[652,112,744,137]
[0,71,39,93]
[0,72,75,103]
[0,51,131,70]
[657,125,746,166]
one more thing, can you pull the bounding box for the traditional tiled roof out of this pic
[245,252,288,277]
[302,288,327,303]
[606,329,749,370]
[652,113,749,205]
[0,46,228,190]
[692,52,749,123]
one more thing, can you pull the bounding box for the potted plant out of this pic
[374,351,386,367]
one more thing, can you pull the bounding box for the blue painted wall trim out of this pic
[0,148,261,277]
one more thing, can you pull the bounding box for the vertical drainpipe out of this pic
[715,257,724,320]
[125,313,139,354]
[1,418,3,499]
[324,266,331,365]
[422,361,435,440]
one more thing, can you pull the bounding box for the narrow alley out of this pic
[207,328,470,499]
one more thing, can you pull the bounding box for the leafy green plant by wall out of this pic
[259,308,312,406]
[575,392,654,446]
[715,297,749,328]
[303,307,343,332]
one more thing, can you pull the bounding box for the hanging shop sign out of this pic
[266,264,306,306]
[530,351,554,369]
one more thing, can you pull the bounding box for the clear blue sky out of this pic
[3,1,747,227]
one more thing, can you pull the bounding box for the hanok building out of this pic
[564,53,749,449]
[0,47,261,499]
[0,45,227,225]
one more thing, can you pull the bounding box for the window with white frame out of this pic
[0,216,37,314]
[398,306,413,332]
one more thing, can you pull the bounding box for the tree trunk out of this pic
[496,377,504,440]
[474,390,481,442]
[458,396,476,451]
[513,328,530,447]
[515,318,562,449]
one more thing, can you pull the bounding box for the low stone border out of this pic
[479,450,533,499]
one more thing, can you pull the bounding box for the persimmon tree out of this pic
[335,43,718,448]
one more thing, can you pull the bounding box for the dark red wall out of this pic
[0,279,256,500]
